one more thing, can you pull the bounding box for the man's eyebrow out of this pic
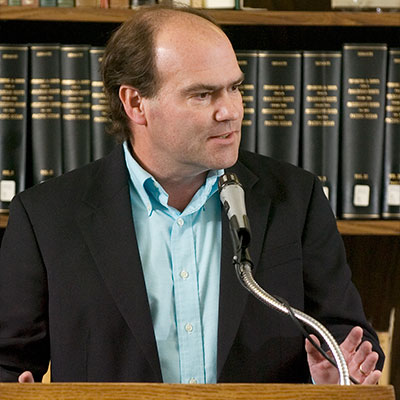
[182,73,245,95]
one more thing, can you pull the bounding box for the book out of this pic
[30,44,62,186]
[40,0,56,5]
[109,0,129,7]
[382,49,400,219]
[256,50,302,165]
[301,51,342,215]
[90,47,115,161]
[340,43,387,219]
[75,0,96,5]
[0,45,28,213]
[203,0,235,7]
[236,50,257,153]
[60,45,91,173]
[131,0,156,5]
[57,0,73,7]
[21,0,39,6]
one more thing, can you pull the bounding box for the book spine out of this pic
[40,0,57,5]
[301,51,342,215]
[75,0,97,5]
[382,48,400,219]
[57,0,74,7]
[340,43,387,219]
[0,45,28,213]
[109,0,129,8]
[190,0,203,7]
[90,47,115,161]
[131,0,156,5]
[61,45,91,173]
[7,0,21,5]
[256,51,302,165]
[30,44,62,186]
[203,0,235,8]
[21,0,39,6]
[236,50,257,153]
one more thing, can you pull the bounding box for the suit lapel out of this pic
[76,146,162,381]
[217,158,271,379]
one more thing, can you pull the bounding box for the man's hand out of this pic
[18,371,35,383]
[305,326,382,384]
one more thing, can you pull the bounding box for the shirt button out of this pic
[189,378,198,384]
[180,270,189,279]
[185,323,193,333]
[177,218,184,227]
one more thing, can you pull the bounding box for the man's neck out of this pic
[160,173,208,212]
[128,142,208,212]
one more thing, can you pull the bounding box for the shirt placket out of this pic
[171,213,205,384]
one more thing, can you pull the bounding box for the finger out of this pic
[352,340,373,367]
[340,326,363,357]
[305,335,325,364]
[357,351,379,381]
[18,371,34,383]
[363,370,382,385]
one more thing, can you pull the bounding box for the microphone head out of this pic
[218,172,241,193]
[218,173,251,249]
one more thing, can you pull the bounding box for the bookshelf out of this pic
[0,214,398,234]
[1,8,400,25]
[0,6,399,396]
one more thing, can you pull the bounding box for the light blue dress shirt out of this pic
[123,142,223,384]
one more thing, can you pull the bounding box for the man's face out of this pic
[135,20,244,180]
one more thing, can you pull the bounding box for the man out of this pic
[0,5,383,385]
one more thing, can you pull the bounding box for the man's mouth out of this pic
[210,131,235,139]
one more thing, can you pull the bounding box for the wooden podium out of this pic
[0,383,396,400]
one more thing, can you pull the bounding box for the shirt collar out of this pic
[123,141,224,217]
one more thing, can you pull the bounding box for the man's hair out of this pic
[101,4,218,143]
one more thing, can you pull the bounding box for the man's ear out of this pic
[119,85,147,125]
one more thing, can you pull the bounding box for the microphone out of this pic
[218,173,251,249]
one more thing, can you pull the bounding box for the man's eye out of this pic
[198,92,210,99]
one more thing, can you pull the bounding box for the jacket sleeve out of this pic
[0,194,50,382]
[301,176,384,370]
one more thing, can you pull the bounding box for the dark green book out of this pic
[256,50,302,165]
[57,0,73,6]
[40,0,57,5]
[236,50,257,153]
[30,44,62,185]
[90,47,115,161]
[340,44,387,219]
[301,51,342,215]
[0,45,28,213]
[382,49,400,219]
[61,45,91,173]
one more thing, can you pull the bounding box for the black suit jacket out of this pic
[0,146,383,382]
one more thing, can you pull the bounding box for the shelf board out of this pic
[1,8,400,26]
[0,214,8,229]
[0,213,398,234]
[336,220,400,235]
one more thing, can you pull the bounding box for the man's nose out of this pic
[214,92,243,122]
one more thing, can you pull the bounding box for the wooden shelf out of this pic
[0,213,398,234]
[337,220,400,236]
[1,8,400,26]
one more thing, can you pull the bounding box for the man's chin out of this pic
[209,153,239,171]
